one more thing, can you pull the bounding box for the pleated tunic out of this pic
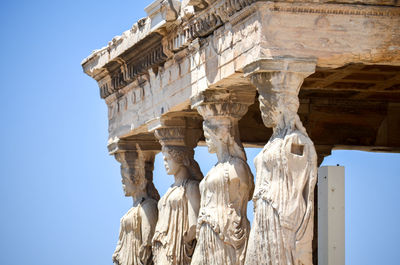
[245,131,317,265]
[191,157,252,265]
[152,180,199,265]
[113,199,158,265]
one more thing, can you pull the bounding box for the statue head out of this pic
[163,147,182,176]
[197,102,245,150]
[155,127,203,181]
[251,72,302,131]
[162,145,203,181]
[202,116,247,162]
[115,151,160,200]
[117,153,147,197]
[203,118,232,154]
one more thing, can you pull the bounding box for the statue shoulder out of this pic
[228,157,253,186]
[185,179,200,189]
[140,198,158,215]
[185,180,200,197]
[286,130,313,145]
[284,131,317,161]
[230,157,251,174]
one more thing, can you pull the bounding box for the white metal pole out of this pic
[318,166,345,265]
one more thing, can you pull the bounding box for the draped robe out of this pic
[191,157,253,265]
[152,180,199,265]
[113,199,158,265]
[245,130,317,265]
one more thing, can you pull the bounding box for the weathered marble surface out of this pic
[112,151,160,265]
[82,0,400,142]
[80,1,400,264]
[191,102,254,265]
[152,128,203,265]
[245,59,318,265]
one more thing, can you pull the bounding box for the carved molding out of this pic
[270,2,400,17]
[155,127,203,148]
[165,0,256,53]
[244,58,317,76]
[98,34,167,99]
[192,89,255,108]
[108,134,161,155]
[196,102,250,121]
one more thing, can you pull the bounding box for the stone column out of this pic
[190,89,256,265]
[152,120,204,265]
[110,139,160,265]
[244,58,318,265]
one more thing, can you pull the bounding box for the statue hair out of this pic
[204,119,247,162]
[260,91,308,138]
[207,121,254,200]
[278,92,308,137]
[144,161,160,201]
[162,146,204,181]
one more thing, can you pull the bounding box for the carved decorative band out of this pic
[155,127,189,147]
[270,3,400,17]
[155,127,203,149]
[100,82,111,99]
[196,102,250,120]
[126,45,166,79]
[165,0,256,54]
[99,43,167,99]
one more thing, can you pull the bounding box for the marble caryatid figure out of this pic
[191,103,254,265]
[152,128,203,265]
[112,150,159,265]
[245,67,318,265]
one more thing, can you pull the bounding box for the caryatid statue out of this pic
[191,98,255,265]
[244,59,318,265]
[152,127,203,265]
[112,150,160,265]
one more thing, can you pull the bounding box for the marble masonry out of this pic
[82,0,400,264]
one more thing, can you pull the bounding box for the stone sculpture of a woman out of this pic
[245,68,318,265]
[191,103,254,265]
[152,128,203,265]
[112,150,160,265]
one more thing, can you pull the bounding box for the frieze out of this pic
[164,0,256,54]
[270,2,400,17]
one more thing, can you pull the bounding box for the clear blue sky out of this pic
[0,1,399,265]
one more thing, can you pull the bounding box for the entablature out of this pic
[82,0,400,153]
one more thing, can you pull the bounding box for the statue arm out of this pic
[232,159,254,201]
[224,160,253,249]
[295,146,317,242]
[139,201,158,264]
[284,133,317,240]
[185,181,200,243]
[112,220,123,264]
